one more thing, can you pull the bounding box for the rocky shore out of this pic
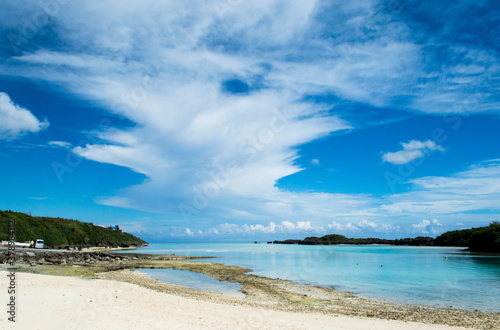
[51,240,148,250]
[0,248,210,267]
[1,249,499,329]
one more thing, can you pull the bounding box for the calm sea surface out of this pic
[130,243,500,312]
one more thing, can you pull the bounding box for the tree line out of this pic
[274,222,500,252]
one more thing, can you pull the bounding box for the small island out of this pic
[273,221,500,253]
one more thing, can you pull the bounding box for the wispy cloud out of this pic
[382,140,445,165]
[48,141,72,149]
[382,159,500,215]
[0,1,498,236]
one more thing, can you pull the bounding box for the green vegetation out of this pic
[275,235,434,246]
[0,210,146,248]
[275,222,500,252]
[435,221,500,252]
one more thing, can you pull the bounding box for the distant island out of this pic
[273,222,500,253]
[0,210,147,249]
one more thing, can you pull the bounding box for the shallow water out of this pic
[138,268,244,297]
[129,243,500,312]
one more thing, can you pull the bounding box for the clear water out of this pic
[128,243,500,312]
[138,268,244,297]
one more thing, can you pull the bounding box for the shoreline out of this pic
[1,251,499,329]
[0,270,475,330]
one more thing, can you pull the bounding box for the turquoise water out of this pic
[139,268,244,297]
[130,243,500,312]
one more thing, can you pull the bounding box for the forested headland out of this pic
[0,210,147,249]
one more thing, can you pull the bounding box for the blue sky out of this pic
[0,0,499,242]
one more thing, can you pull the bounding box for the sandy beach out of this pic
[0,270,475,330]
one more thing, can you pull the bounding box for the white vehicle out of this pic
[34,239,44,249]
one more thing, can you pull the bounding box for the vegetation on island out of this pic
[434,221,500,252]
[0,210,147,249]
[274,235,434,246]
[274,222,500,253]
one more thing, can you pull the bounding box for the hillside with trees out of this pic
[0,210,147,249]
[434,222,500,252]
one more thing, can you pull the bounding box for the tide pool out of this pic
[127,243,500,312]
[138,268,244,297]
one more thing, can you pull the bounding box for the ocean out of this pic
[129,242,500,312]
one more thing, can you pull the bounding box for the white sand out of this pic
[0,271,472,330]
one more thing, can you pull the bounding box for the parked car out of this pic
[34,239,44,249]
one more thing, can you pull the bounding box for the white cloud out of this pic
[382,159,500,216]
[382,140,445,165]
[0,1,498,235]
[48,141,72,149]
[345,222,360,231]
[411,219,444,235]
[412,220,431,233]
[432,219,443,226]
[0,92,48,139]
[328,221,344,232]
[164,218,406,238]
[296,221,312,230]
[212,221,323,236]
[330,219,400,234]
[281,221,296,231]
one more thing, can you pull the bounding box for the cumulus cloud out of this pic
[382,140,445,165]
[328,221,344,232]
[412,220,431,232]
[0,92,48,139]
[411,219,443,234]
[215,221,321,235]
[154,218,406,239]
[328,220,400,234]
